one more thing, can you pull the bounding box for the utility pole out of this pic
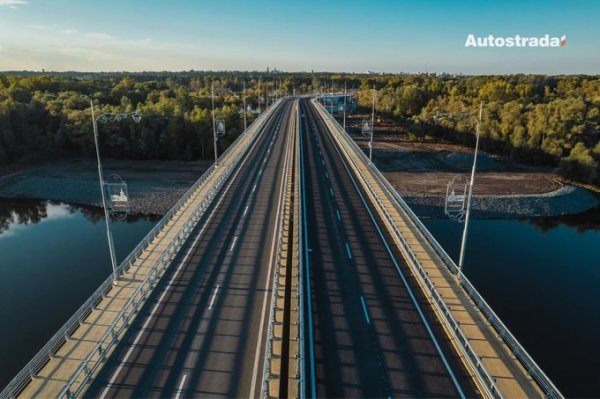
[457,101,483,280]
[211,83,218,167]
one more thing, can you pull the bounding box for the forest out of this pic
[353,74,600,185]
[0,71,598,185]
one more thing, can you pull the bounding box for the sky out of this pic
[0,0,599,74]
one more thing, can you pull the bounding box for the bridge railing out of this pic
[60,100,284,399]
[261,115,289,398]
[261,100,304,398]
[296,104,306,399]
[0,100,282,399]
[313,99,563,399]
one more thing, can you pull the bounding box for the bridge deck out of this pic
[17,106,276,399]
[314,99,544,398]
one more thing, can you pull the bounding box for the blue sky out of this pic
[0,0,598,74]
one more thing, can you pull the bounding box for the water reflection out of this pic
[0,198,160,236]
[0,197,158,390]
[523,204,600,233]
[423,210,600,397]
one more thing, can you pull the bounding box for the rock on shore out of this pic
[0,159,208,216]
[402,185,599,218]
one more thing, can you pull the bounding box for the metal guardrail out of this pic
[296,103,305,399]
[312,100,500,397]
[261,100,296,398]
[0,100,282,399]
[313,99,563,399]
[62,170,234,398]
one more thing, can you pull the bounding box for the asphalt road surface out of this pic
[299,98,479,398]
[87,99,294,398]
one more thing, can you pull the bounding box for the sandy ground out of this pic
[0,159,209,215]
[0,122,597,219]
[342,114,598,217]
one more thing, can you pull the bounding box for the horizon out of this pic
[1,0,599,74]
[2,69,599,77]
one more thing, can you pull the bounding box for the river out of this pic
[423,206,600,398]
[0,198,158,390]
[0,198,598,397]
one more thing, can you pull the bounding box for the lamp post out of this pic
[266,81,269,110]
[211,83,219,167]
[242,81,247,132]
[90,100,141,282]
[369,85,376,164]
[343,81,347,132]
[434,102,484,280]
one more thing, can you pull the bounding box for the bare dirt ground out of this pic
[0,115,597,218]
[0,159,210,215]
[342,113,598,217]
[346,113,560,195]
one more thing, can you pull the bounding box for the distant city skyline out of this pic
[0,0,598,74]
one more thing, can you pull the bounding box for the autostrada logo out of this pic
[465,34,567,48]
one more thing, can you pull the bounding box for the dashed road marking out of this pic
[208,285,220,310]
[360,296,371,324]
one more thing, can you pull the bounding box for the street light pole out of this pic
[242,81,247,132]
[343,81,347,132]
[211,83,218,167]
[90,100,141,282]
[265,81,269,110]
[91,100,118,282]
[369,85,376,164]
[457,101,483,280]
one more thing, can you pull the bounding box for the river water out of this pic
[0,198,598,396]
[423,206,600,398]
[0,198,158,390]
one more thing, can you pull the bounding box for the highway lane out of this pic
[86,99,294,398]
[300,98,479,398]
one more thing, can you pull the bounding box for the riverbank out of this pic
[402,185,598,218]
[0,159,208,216]
[340,114,599,218]
[1,145,598,219]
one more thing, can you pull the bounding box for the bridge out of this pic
[1,98,562,399]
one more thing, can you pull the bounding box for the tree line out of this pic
[0,72,316,164]
[352,74,600,184]
[0,72,598,185]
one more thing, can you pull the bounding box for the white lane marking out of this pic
[174,374,187,399]
[336,209,341,221]
[100,103,280,399]
[252,184,257,193]
[330,187,334,197]
[208,285,220,310]
[249,119,291,399]
[325,172,329,179]
[345,242,352,260]
[259,168,263,175]
[360,296,371,324]
[244,205,249,216]
[101,195,215,398]
[230,236,238,252]
[327,120,467,398]
[321,159,325,166]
